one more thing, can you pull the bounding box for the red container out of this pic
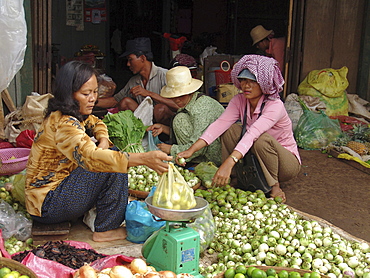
[214,69,232,85]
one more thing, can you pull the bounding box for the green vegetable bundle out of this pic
[103,110,147,153]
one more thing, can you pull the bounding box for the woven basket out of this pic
[0,257,38,278]
[0,148,30,176]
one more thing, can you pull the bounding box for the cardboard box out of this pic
[216,84,241,103]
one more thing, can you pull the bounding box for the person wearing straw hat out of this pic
[176,55,301,202]
[250,25,286,73]
[147,66,225,166]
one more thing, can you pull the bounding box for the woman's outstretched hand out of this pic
[144,150,173,175]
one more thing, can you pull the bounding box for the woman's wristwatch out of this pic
[230,155,239,163]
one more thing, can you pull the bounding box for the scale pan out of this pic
[145,196,209,221]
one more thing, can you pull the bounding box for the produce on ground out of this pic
[223,265,322,278]
[103,110,147,153]
[3,237,33,256]
[73,258,191,278]
[195,186,370,278]
[128,165,200,192]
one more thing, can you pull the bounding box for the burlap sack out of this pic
[4,93,52,143]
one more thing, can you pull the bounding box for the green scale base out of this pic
[142,221,203,278]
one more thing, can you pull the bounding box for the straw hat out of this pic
[161,66,203,98]
[250,25,273,46]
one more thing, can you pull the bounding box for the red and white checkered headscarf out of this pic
[231,54,284,101]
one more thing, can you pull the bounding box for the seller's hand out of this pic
[176,150,193,166]
[144,150,173,175]
[157,143,171,154]
[130,85,151,98]
[97,137,110,149]
[212,162,233,187]
[147,123,163,137]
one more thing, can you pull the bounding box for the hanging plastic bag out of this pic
[134,96,154,151]
[152,162,196,210]
[294,98,343,150]
[0,0,27,92]
[147,130,161,151]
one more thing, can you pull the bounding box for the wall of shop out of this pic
[51,1,109,70]
[300,0,366,96]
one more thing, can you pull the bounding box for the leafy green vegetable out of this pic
[103,110,147,153]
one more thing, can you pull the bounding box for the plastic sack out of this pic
[188,207,215,253]
[294,99,343,150]
[152,162,196,210]
[194,162,219,188]
[0,200,32,240]
[134,96,154,151]
[125,200,165,244]
[147,130,161,151]
[0,0,27,93]
[16,129,36,148]
[19,240,134,278]
[297,67,349,116]
[98,74,116,98]
[5,93,53,143]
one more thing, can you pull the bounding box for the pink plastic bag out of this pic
[19,240,134,278]
[0,229,12,258]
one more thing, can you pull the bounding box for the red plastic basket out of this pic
[0,148,30,176]
[214,69,232,85]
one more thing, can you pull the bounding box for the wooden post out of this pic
[0,89,17,140]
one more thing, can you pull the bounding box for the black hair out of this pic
[46,60,98,122]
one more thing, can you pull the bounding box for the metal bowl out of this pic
[145,196,209,221]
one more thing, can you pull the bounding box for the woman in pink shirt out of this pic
[177,55,301,202]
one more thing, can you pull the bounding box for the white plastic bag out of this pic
[134,96,154,151]
[0,0,27,92]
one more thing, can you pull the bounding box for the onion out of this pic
[130,258,148,274]
[343,270,355,278]
[144,272,162,278]
[77,264,98,278]
[109,265,134,278]
[158,271,176,278]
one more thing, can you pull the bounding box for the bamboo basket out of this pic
[0,257,38,278]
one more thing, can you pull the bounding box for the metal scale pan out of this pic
[145,196,209,222]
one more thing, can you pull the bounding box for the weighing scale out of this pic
[142,196,209,278]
